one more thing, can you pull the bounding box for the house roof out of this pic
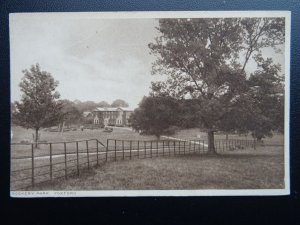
[93,107,134,112]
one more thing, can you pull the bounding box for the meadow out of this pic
[11,126,285,191]
[32,145,284,190]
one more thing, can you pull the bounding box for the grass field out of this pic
[32,145,284,190]
[11,126,285,191]
[173,128,284,145]
[12,126,284,145]
[11,126,160,144]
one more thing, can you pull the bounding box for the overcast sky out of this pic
[10,13,285,109]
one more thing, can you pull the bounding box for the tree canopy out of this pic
[149,18,285,153]
[59,99,82,127]
[13,64,62,145]
[111,99,129,108]
[130,96,179,139]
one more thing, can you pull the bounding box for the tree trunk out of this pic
[35,128,39,148]
[207,130,217,154]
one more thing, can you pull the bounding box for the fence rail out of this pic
[11,139,106,191]
[11,138,256,191]
[105,138,256,161]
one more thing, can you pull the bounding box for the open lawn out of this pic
[172,128,284,145]
[12,126,284,146]
[11,126,285,191]
[32,145,284,190]
[11,126,160,144]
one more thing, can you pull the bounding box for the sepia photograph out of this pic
[9,11,290,197]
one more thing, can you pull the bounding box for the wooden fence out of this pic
[11,139,106,191]
[11,138,256,191]
[105,138,256,161]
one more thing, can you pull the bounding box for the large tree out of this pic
[13,64,62,146]
[131,96,179,139]
[149,18,285,154]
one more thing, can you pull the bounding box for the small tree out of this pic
[13,64,62,147]
[130,96,179,139]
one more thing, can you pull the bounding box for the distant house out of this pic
[92,107,133,127]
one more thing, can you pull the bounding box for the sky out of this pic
[10,13,285,109]
[10,14,162,109]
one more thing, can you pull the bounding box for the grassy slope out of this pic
[33,145,284,190]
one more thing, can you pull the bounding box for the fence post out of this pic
[114,139,117,161]
[86,140,90,169]
[130,140,132,160]
[162,141,165,156]
[106,139,109,162]
[173,141,175,155]
[150,141,153,158]
[31,144,34,187]
[179,141,181,155]
[144,141,146,158]
[183,141,186,155]
[156,141,159,157]
[168,141,171,156]
[137,141,140,159]
[64,142,67,179]
[49,143,52,180]
[76,141,79,175]
[96,140,99,166]
[122,140,125,160]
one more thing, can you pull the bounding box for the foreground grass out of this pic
[32,145,284,190]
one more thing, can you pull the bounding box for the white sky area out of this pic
[10,13,285,109]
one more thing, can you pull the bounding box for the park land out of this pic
[11,126,284,190]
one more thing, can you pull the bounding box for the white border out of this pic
[10,11,291,197]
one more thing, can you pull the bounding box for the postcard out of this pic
[10,11,290,197]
